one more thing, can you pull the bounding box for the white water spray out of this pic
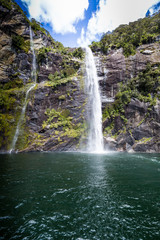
[85,47,104,153]
[9,27,36,153]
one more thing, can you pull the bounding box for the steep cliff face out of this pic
[0,2,28,82]
[1,0,160,153]
[0,0,86,152]
[95,43,160,152]
[96,43,160,98]
[91,11,160,152]
[17,76,86,152]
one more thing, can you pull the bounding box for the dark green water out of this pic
[0,152,160,240]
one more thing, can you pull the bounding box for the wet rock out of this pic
[104,137,117,150]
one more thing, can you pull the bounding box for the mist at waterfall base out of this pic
[0,152,160,240]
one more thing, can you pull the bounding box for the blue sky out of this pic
[15,0,160,47]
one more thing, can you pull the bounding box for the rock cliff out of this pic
[0,0,86,152]
[95,44,160,152]
[0,0,160,153]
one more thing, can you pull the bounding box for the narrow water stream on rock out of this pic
[30,26,37,83]
[9,27,37,153]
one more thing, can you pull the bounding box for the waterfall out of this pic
[85,47,104,153]
[9,84,36,153]
[9,27,36,153]
[30,26,37,83]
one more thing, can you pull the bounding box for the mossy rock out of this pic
[0,0,12,10]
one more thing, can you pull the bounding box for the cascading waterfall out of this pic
[85,47,104,153]
[30,26,37,83]
[9,27,36,153]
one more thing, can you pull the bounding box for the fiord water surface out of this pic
[0,152,160,240]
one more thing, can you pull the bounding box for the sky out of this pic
[15,0,160,47]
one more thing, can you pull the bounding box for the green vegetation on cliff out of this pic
[0,0,85,151]
[47,74,73,88]
[37,46,84,65]
[37,45,83,87]
[0,86,27,150]
[103,63,160,137]
[30,19,48,35]
[72,48,84,59]
[0,0,29,23]
[42,108,85,141]
[123,63,160,99]
[12,35,30,53]
[91,12,160,57]
[0,0,12,10]
[30,18,58,45]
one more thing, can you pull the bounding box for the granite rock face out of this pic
[0,3,29,83]
[96,44,160,98]
[108,99,160,153]
[0,1,86,152]
[20,77,86,152]
[94,44,160,153]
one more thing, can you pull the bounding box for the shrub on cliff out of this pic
[0,0,12,10]
[12,35,30,53]
[128,63,160,97]
[30,19,47,36]
[122,43,136,57]
[37,47,49,64]
[72,47,84,59]
[12,35,25,50]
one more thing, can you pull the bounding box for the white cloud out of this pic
[77,0,160,46]
[77,27,90,47]
[22,0,89,34]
